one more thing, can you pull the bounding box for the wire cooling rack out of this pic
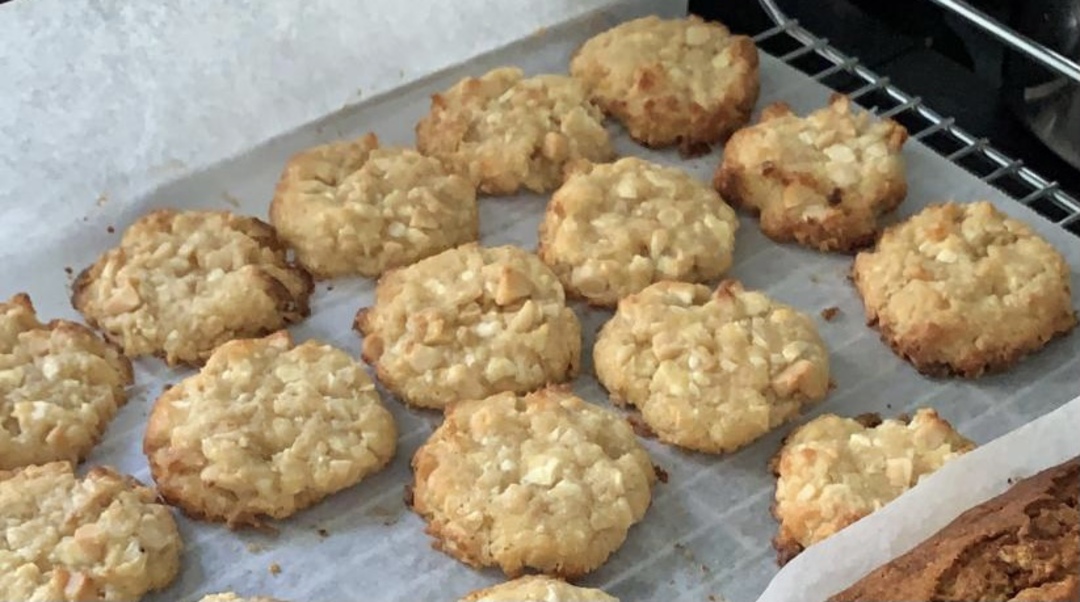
[753,0,1080,238]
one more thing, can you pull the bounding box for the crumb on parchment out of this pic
[269,562,281,576]
[821,306,840,321]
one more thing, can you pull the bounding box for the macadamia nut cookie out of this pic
[538,157,738,306]
[571,15,759,152]
[595,280,830,454]
[0,462,181,601]
[460,575,618,602]
[144,332,396,526]
[270,133,478,278]
[715,95,908,252]
[416,67,614,195]
[853,201,1076,377]
[771,409,974,564]
[412,387,656,577]
[355,244,581,410]
[73,209,313,366]
[0,294,132,470]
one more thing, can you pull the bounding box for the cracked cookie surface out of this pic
[270,133,478,278]
[771,409,974,564]
[412,388,656,577]
[538,157,738,306]
[0,293,132,470]
[416,67,613,195]
[144,331,396,526]
[570,15,759,152]
[852,201,1076,377]
[355,244,581,410]
[73,209,313,366]
[715,95,908,252]
[594,280,829,454]
[0,462,181,601]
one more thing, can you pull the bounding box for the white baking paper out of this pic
[1,2,1078,602]
[756,395,1080,602]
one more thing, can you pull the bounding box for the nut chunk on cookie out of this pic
[0,294,133,470]
[538,157,739,307]
[355,243,581,410]
[416,67,613,195]
[143,331,396,527]
[715,95,909,252]
[771,409,974,564]
[460,575,618,602]
[0,462,181,601]
[270,133,478,279]
[594,280,829,454]
[570,15,759,153]
[73,209,313,366]
[853,201,1077,377]
[412,387,656,577]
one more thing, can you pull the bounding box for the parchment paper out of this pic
[1,2,1078,601]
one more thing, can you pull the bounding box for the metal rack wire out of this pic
[755,0,1080,237]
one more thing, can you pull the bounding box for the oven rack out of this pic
[754,0,1080,238]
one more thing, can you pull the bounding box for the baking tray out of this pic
[2,2,1078,601]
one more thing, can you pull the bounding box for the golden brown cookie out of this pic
[0,462,182,601]
[355,243,581,410]
[0,293,132,470]
[144,331,396,527]
[594,280,830,454]
[460,575,618,602]
[771,409,974,564]
[715,95,908,252]
[537,157,739,306]
[73,209,313,366]
[415,67,614,195]
[270,133,478,278]
[411,387,656,577]
[852,201,1077,377]
[570,15,759,153]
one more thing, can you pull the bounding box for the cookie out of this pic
[715,95,908,252]
[355,243,581,410]
[0,462,181,601]
[852,201,1077,377]
[460,576,618,602]
[570,15,759,153]
[73,209,313,366]
[199,595,285,602]
[537,157,739,306]
[594,280,830,454]
[0,294,133,470]
[411,387,656,577]
[415,67,613,195]
[270,133,479,278]
[771,409,975,564]
[143,331,396,526]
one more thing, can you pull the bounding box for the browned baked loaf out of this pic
[829,456,1079,602]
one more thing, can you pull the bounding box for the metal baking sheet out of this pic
[2,2,1078,601]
